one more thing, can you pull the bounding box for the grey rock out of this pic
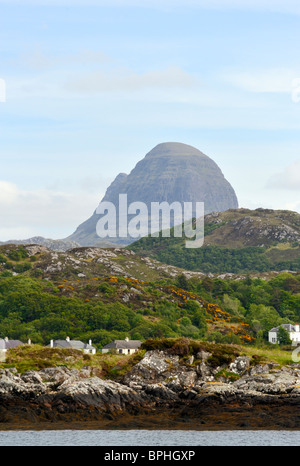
[2,350,300,426]
[67,142,238,246]
[229,356,251,374]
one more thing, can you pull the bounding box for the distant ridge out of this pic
[0,236,80,252]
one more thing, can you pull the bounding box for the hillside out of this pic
[129,208,300,274]
[0,243,299,352]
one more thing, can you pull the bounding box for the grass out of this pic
[0,339,296,377]
[240,344,295,367]
[0,344,145,377]
[142,337,297,368]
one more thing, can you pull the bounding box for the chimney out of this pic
[66,336,70,341]
[125,337,129,342]
[295,323,300,332]
[50,339,53,348]
[89,339,92,346]
[28,338,31,345]
[4,337,8,342]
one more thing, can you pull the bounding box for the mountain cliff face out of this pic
[67,142,238,246]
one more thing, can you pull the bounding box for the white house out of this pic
[268,324,300,345]
[102,337,142,355]
[0,337,25,361]
[48,336,96,354]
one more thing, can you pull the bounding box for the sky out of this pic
[0,0,300,241]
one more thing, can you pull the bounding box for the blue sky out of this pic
[0,0,300,240]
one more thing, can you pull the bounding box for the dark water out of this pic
[1,429,300,446]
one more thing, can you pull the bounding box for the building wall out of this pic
[269,330,300,344]
[118,348,139,354]
[83,348,96,354]
[290,332,300,343]
[102,348,138,354]
[269,331,277,344]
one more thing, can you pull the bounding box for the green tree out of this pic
[277,326,291,345]
[246,303,282,338]
[175,274,190,290]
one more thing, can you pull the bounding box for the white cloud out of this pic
[284,201,300,213]
[64,66,198,94]
[266,160,300,191]
[0,181,102,241]
[19,48,109,71]
[0,181,19,204]
[223,68,300,94]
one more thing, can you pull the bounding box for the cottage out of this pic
[0,337,24,362]
[102,337,142,355]
[268,323,300,345]
[48,336,96,354]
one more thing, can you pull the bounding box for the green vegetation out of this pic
[0,244,298,354]
[0,274,210,349]
[192,272,300,342]
[129,208,300,273]
[141,337,294,367]
[1,343,145,377]
[3,337,293,376]
[130,239,300,274]
[0,268,298,350]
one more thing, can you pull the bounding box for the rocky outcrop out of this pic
[204,208,300,248]
[2,350,300,430]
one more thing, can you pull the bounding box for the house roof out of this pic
[0,339,24,350]
[102,339,142,350]
[49,339,95,350]
[269,324,298,333]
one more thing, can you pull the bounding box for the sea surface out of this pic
[1,429,300,446]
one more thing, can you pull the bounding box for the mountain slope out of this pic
[0,243,299,350]
[67,142,238,246]
[129,208,300,273]
[0,243,255,348]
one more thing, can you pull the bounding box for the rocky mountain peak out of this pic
[67,142,238,246]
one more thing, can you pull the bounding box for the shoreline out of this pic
[2,347,300,433]
[1,401,300,431]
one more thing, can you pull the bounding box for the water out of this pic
[1,429,300,446]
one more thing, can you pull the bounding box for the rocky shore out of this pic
[1,349,300,430]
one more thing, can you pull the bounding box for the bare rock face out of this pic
[67,142,238,246]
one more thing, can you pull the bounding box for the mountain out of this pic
[129,208,300,274]
[66,142,238,246]
[0,236,80,252]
